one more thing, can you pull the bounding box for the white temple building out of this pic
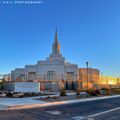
[11,30,78,90]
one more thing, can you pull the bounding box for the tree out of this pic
[60,79,66,96]
[71,81,75,90]
[65,81,68,90]
[0,81,4,90]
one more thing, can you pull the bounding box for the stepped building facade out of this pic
[11,30,78,90]
[7,31,119,91]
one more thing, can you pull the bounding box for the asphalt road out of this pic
[0,96,120,120]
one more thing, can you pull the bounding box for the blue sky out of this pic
[0,0,120,77]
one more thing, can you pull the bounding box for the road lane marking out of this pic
[108,116,119,120]
[71,116,86,120]
[71,116,94,120]
[87,107,120,118]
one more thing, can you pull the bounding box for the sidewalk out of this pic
[0,92,75,110]
[0,94,120,111]
[0,96,47,110]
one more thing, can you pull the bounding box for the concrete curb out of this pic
[1,95,120,111]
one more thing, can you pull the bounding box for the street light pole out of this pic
[86,62,89,90]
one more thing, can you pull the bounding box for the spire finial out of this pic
[55,28,58,42]
[56,28,57,33]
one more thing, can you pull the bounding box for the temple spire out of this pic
[52,29,61,54]
[55,29,58,42]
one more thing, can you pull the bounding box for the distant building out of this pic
[11,30,78,91]
[3,74,11,82]
[0,74,5,82]
[79,68,100,90]
[99,76,120,89]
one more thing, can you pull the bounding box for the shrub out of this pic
[60,89,66,96]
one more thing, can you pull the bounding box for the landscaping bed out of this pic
[0,91,55,98]
[35,89,120,102]
[36,94,97,102]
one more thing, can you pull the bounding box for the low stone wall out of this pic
[3,82,40,93]
[3,82,15,91]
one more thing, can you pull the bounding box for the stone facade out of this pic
[11,30,78,91]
